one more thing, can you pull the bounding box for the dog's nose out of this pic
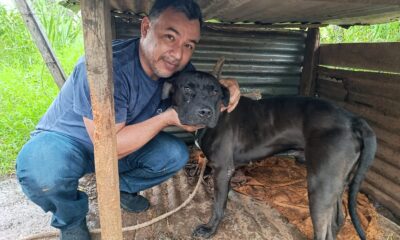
[197,107,212,119]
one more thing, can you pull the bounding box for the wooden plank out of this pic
[81,0,122,239]
[371,158,400,186]
[318,66,400,85]
[376,140,400,168]
[317,78,347,101]
[336,101,400,134]
[318,67,400,101]
[371,123,400,148]
[361,181,400,217]
[318,88,346,102]
[299,28,320,96]
[319,43,400,73]
[347,91,400,118]
[318,91,400,135]
[15,0,66,89]
[365,170,400,203]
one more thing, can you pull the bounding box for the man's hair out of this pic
[149,0,203,27]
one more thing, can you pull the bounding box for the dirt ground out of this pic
[1,151,399,240]
[0,173,304,240]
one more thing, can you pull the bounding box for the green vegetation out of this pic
[0,1,83,175]
[0,0,399,175]
[320,22,400,43]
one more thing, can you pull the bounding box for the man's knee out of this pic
[146,133,189,175]
[16,132,87,202]
[17,153,75,202]
[166,137,190,172]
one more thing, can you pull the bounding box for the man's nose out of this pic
[170,44,183,61]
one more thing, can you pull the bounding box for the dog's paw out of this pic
[193,224,215,238]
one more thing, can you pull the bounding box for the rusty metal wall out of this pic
[100,0,400,25]
[316,43,400,218]
[113,16,306,96]
[113,15,306,143]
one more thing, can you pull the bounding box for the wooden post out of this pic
[15,0,66,89]
[81,0,123,239]
[299,28,320,96]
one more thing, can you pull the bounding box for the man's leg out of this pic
[118,132,189,211]
[16,131,92,238]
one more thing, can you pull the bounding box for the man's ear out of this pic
[141,16,150,38]
[162,81,174,100]
[221,84,230,107]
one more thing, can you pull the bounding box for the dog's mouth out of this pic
[178,107,218,128]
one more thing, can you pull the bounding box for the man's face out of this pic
[139,8,201,80]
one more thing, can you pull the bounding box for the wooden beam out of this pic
[299,28,320,96]
[318,66,400,102]
[81,0,122,239]
[319,43,400,73]
[361,181,400,217]
[15,0,66,89]
[303,0,400,5]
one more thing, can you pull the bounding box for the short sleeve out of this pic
[72,58,94,120]
[72,57,130,124]
[113,69,130,124]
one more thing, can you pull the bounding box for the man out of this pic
[16,0,240,239]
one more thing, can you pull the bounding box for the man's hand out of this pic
[164,108,204,132]
[219,78,240,113]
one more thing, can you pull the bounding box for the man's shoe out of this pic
[120,191,150,213]
[60,219,90,240]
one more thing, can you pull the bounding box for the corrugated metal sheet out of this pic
[113,15,306,143]
[114,16,306,97]
[316,45,400,218]
[62,0,400,26]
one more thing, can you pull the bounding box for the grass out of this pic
[0,1,399,175]
[0,1,83,175]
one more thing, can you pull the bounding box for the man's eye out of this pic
[166,34,175,41]
[185,43,194,50]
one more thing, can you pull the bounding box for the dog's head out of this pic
[162,71,230,128]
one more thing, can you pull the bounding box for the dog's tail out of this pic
[348,118,377,240]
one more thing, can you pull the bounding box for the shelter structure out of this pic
[17,0,400,239]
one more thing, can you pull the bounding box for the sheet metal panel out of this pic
[114,16,306,97]
[62,0,400,25]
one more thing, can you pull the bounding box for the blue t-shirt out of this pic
[33,38,194,151]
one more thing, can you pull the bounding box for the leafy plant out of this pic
[0,1,83,175]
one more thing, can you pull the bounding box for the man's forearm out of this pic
[116,113,170,159]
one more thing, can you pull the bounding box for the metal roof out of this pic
[62,0,400,26]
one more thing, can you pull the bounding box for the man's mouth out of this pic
[163,59,179,72]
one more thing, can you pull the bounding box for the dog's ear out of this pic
[221,84,230,107]
[161,81,174,100]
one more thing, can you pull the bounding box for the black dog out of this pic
[164,71,377,240]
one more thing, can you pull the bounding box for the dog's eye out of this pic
[183,87,192,94]
[211,89,219,96]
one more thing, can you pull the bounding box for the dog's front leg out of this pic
[193,164,235,238]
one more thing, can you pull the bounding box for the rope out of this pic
[21,160,207,240]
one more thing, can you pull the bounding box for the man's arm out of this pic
[219,78,241,112]
[83,108,201,159]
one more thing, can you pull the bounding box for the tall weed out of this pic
[0,1,83,175]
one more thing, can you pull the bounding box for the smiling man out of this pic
[16,0,240,239]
